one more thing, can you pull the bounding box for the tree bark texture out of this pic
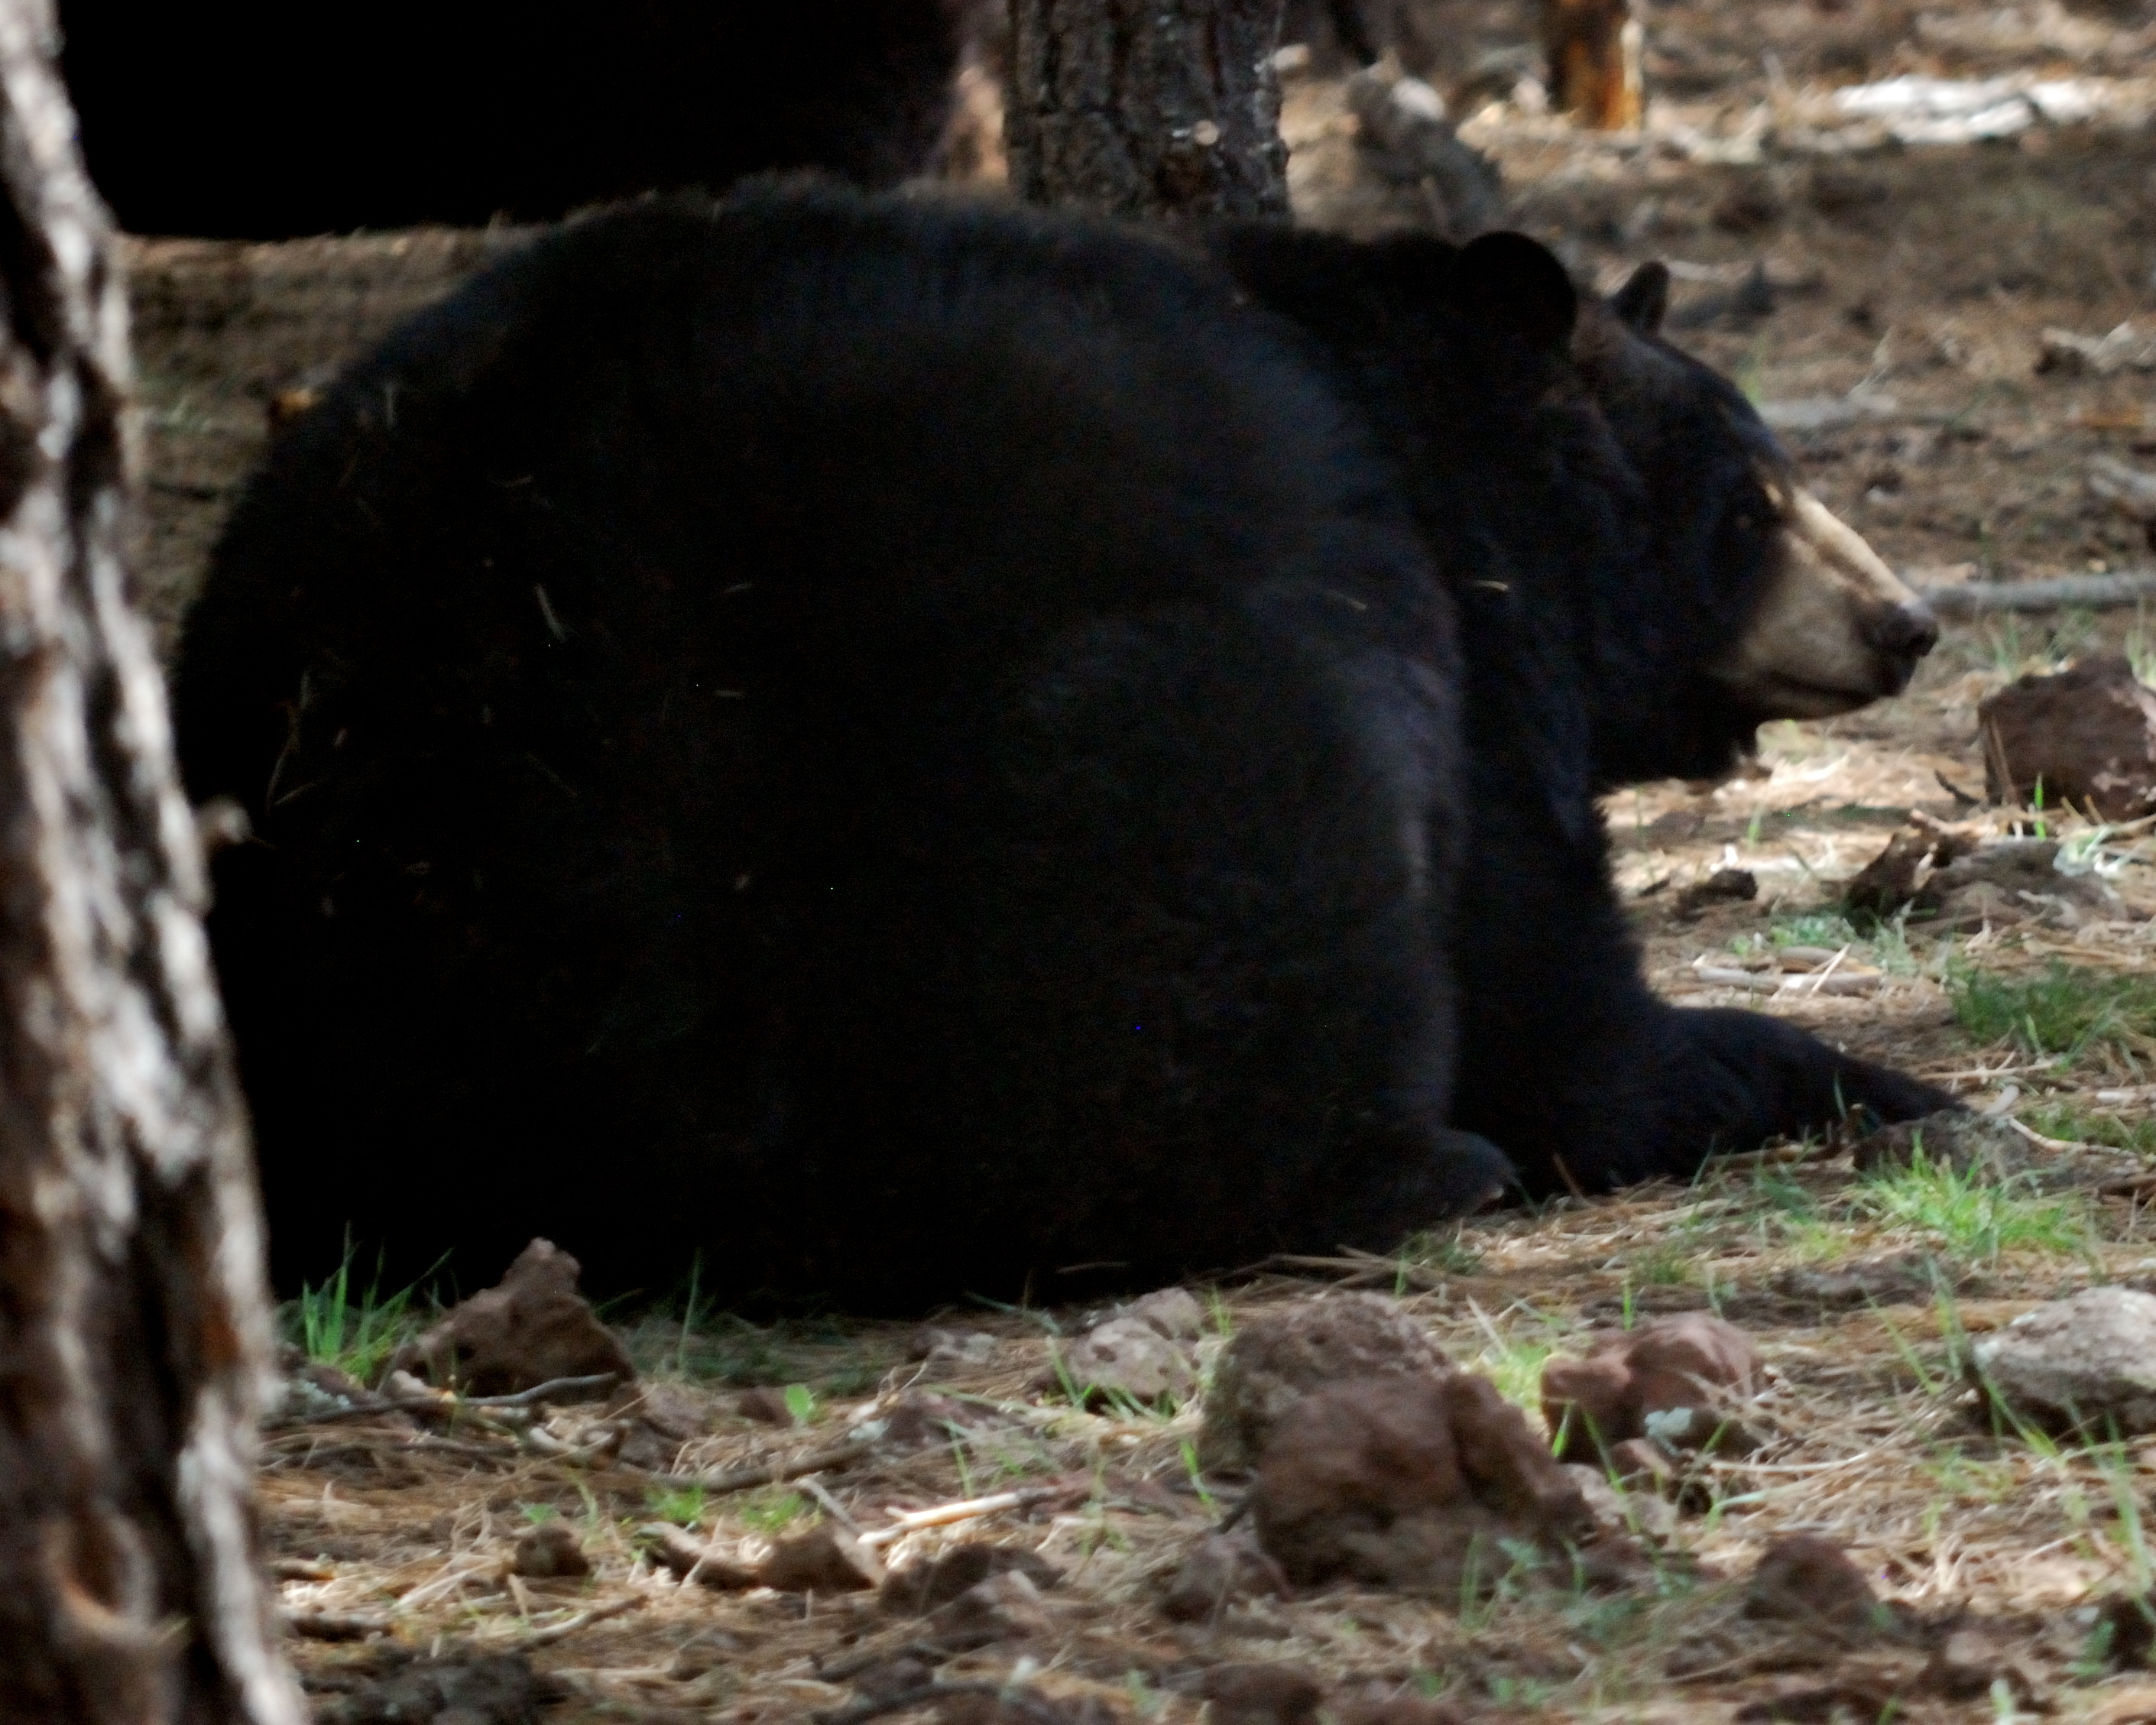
[1007,0,1289,220]
[1542,0,1642,130]
[0,3,303,1721]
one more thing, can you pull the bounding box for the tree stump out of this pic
[1007,0,1290,220]
[0,2,302,1720]
[1542,0,1642,130]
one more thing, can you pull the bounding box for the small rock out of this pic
[759,1527,884,1593]
[882,1543,1062,1615]
[509,1519,589,1580]
[1250,1370,1599,1591]
[1673,867,1758,920]
[1541,1314,1761,1464]
[1745,1535,1885,1639]
[909,1328,1000,1373]
[1196,1294,1447,1473]
[1046,1315,1198,1407]
[1158,1533,1292,1622]
[634,1522,759,1589]
[391,1239,634,1399]
[1196,1663,1325,1725]
[1122,1286,1210,1340]
[1981,654,2156,822]
[734,1386,797,1425]
[926,1568,1053,1648]
[1970,1286,2156,1435]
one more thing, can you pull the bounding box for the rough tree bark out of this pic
[1542,0,1642,130]
[1007,0,1289,219]
[0,3,303,1720]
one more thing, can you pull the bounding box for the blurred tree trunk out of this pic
[0,3,303,1720]
[1007,0,1289,219]
[1543,0,1642,129]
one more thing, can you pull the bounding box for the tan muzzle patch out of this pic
[1713,487,1938,719]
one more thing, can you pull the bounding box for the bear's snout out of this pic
[1713,488,1937,718]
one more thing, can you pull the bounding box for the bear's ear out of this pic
[1611,261,1670,336]
[1457,232,1577,352]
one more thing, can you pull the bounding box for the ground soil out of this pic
[125,3,2156,1718]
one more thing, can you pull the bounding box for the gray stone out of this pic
[1970,1286,2156,1435]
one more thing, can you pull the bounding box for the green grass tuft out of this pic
[1855,1146,2096,1263]
[1952,962,2156,1064]
[736,1488,810,1535]
[284,1249,426,1385]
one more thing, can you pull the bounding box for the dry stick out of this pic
[857,1487,1064,1551]
[679,1439,881,1495]
[815,1681,1073,1725]
[264,1372,621,1430]
[504,1594,647,1649]
[1919,569,2156,615]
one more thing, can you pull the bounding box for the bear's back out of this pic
[175,188,1470,1300]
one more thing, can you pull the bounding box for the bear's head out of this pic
[1569,258,1937,783]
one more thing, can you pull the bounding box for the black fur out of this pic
[1210,227,1951,1197]
[175,187,1949,1302]
[62,1,961,237]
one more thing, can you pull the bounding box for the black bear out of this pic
[1211,229,1947,1195]
[62,1,964,237]
[173,186,1950,1304]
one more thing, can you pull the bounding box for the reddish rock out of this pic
[1196,1664,1324,1725]
[1158,1533,1291,1623]
[734,1386,798,1425]
[1250,1372,1597,1591]
[393,1239,634,1398]
[510,1519,590,1579]
[1197,1295,1447,1472]
[1980,653,2156,819]
[1745,1535,1883,1639]
[1541,1314,1760,1462]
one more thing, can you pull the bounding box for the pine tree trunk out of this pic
[1007,0,1289,220]
[1542,0,1642,130]
[0,3,303,1720]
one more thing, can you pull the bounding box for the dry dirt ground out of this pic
[122,2,2156,1719]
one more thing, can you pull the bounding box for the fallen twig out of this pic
[502,1593,647,1649]
[675,1439,880,1495]
[264,1372,620,1431]
[858,1486,1065,1550]
[284,1609,391,1641]
[1920,570,2156,614]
